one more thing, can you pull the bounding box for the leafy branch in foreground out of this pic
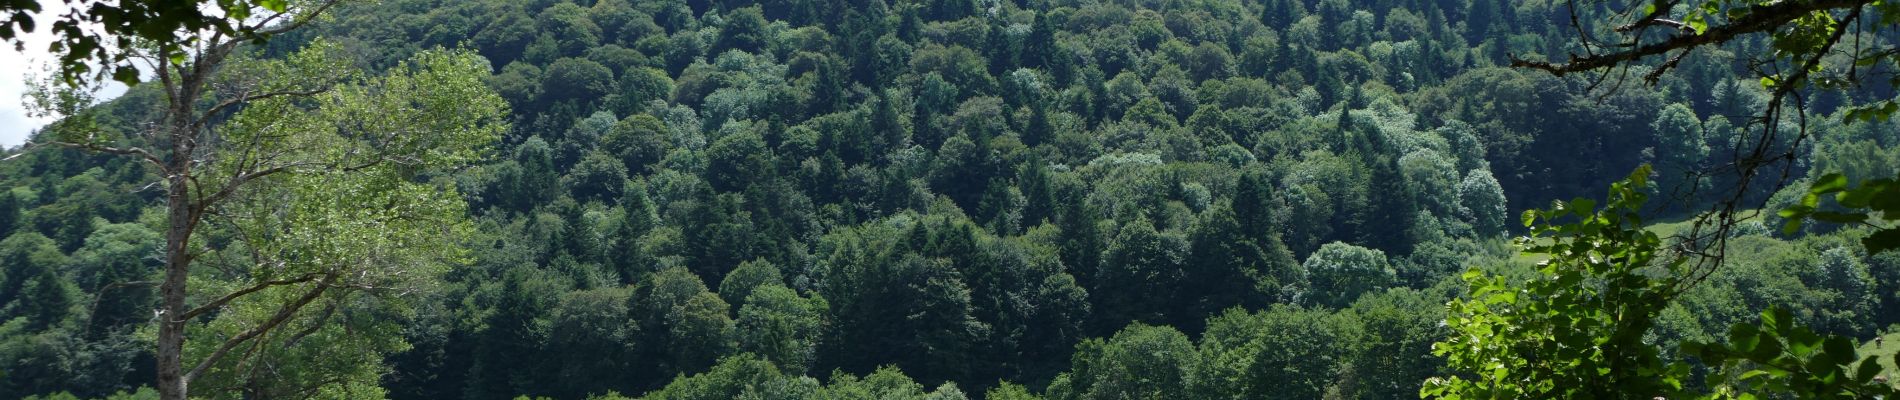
[1428,167,1900,399]
[1686,307,1897,399]
[1522,0,1900,297]
[1780,172,1900,253]
[1425,165,1690,399]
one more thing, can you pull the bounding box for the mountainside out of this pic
[3,0,1899,399]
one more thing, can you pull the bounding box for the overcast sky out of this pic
[2,1,126,149]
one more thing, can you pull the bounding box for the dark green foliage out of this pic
[704,129,774,192]
[602,114,672,175]
[826,253,988,386]
[1093,218,1187,328]
[1347,289,1449,399]
[0,191,18,237]
[629,267,737,389]
[681,192,759,282]
[1184,203,1298,326]
[1686,307,1899,399]
[568,151,630,204]
[544,287,637,399]
[713,6,768,55]
[718,258,783,308]
[15,0,1898,398]
[541,57,615,106]
[465,268,565,400]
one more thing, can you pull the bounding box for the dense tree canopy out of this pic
[4,0,1899,399]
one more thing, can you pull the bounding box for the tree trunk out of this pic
[156,88,200,400]
[156,177,191,400]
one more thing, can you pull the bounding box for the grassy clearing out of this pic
[1854,330,1900,389]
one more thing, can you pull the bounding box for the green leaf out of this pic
[1861,228,1900,254]
[1812,173,1850,194]
[1729,323,1761,353]
[1821,337,1857,366]
[1808,211,1868,224]
[1855,355,1882,383]
[1570,199,1597,214]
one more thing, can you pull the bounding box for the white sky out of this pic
[1,1,127,149]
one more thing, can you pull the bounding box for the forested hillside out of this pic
[2,0,1898,398]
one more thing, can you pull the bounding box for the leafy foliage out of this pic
[1427,166,1691,399]
[7,0,1900,398]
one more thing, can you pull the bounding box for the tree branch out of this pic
[43,140,168,170]
[256,0,346,36]
[194,162,313,213]
[194,86,334,129]
[177,273,323,322]
[1513,0,1873,76]
[183,272,334,385]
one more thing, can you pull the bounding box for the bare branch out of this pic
[43,140,168,170]
[1618,18,1696,34]
[1614,0,1684,33]
[1514,0,1873,77]
[257,0,346,36]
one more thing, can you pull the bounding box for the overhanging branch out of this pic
[1513,0,1873,77]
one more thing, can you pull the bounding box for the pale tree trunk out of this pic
[156,175,191,400]
[156,84,200,400]
[152,43,224,396]
[57,5,344,399]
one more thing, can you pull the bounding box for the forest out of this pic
[0,0,1898,398]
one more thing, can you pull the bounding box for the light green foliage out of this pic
[1346,288,1448,399]
[1651,103,1709,196]
[985,382,1043,400]
[1194,306,1361,399]
[1456,169,1509,238]
[1686,307,1899,399]
[633,354,791,400]
[1400,149,1461,219]
[1783,173,1900,253]
[1047,324,1195,400]
[184,46,507,399]
[1426,166,1689,399]
[629,354,965,400]
[69,222,160,337]
[1301,242,1393,309]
